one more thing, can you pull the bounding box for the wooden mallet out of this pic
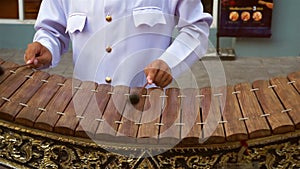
[129,82,148,105]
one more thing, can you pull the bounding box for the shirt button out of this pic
[106,15,112,22]
[106,46,112,53]
[105,77,112,83]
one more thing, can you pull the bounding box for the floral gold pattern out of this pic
[0,121,299,169]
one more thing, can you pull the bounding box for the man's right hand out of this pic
[24,42,52,68]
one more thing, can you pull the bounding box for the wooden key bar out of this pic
[0,71,50,121]
[34,78,81,131]
[221,86,248,142]
[14,75,66,127]
[75,84,112,138]
[0,67,34,108]
[253,80,295,134]
[200,87,226,144]
[137,88,164,144]
[270,77,300,129]
[287,71,300,93]
[179,88,202,145]
[54,81,97,135]
[0,61,19,84]
[116,86,146,143]
[95,85,129,141]
[235,83,271,139]
[158,88,181,145]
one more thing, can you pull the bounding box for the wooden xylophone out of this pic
[0,58,299,168]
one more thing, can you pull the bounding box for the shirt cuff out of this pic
[33,37,60,68]
[158,31,200,69]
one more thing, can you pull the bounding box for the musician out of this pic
[24,0,212,88]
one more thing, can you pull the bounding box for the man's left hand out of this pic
[144,59,172,88]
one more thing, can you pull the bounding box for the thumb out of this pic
[24,42,42,65]
[147,75,153,84]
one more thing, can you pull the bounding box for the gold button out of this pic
[106,15,112,22]
[106,46,112,53]
[105,77,112,83]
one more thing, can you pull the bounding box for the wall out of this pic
[233,0,300,57]
[0,24,35,49]
[0,0,299,57]
[208,0,300,57]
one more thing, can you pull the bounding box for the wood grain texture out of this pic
[34,78,81,131]
[0,1,18,19]
[252,80,295,134]
[159,88,181,145]
[0,58,299,145]
[54,81,97,135]
[221,86,248,142]
[15,75,65,127]
[270,77,300,129]
[0,67,34,112]
[0,71,49,121]
[287,71,300,93]
[235,83,271,139]
[75,84,112,138]
[116,87,145,143]
[178,88,202,145]
[24,0,41,19]
[95,85,129,141]
[137,88,163,144]
[0,62,18,84]
[200,87,226,144]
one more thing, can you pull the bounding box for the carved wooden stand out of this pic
[0,120,299,169]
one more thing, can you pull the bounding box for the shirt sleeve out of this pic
[158,0,212,76]
[33,0,70,68]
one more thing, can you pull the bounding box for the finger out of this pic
[25,42,52,68]
[144,65,158,84]
[36,53,51,66]
[155,70,172,88]
[147,75,153,84]
[32,56,50,69]
[24,42,41,64]
[26,60,33,65]
[24,53,36,65]
[154,62,172,87]
[145,68,158,84]
[160,75,173,88]
[152,69,165,86]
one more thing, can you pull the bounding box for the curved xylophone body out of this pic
[0,59,300,168]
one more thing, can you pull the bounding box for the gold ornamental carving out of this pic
[0,125,300,168]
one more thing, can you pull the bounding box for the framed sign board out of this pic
[218,0,274,37]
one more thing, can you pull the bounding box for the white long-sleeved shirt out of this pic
[33,0,212,86]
